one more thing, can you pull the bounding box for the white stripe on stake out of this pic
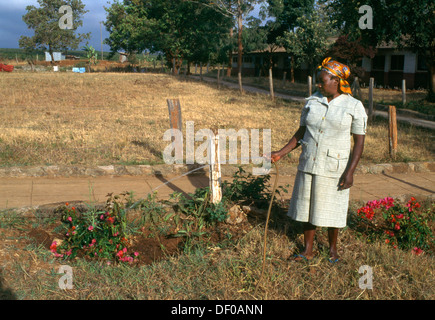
[209,134,222,204]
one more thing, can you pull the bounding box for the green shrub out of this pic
[353,196,434,254]
[50,193,139,263]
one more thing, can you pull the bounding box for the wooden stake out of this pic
[167,99,183,155]
[368,77,374,122]
[167,98,182,131]
[308,76,312,96]
[269,67,275,101]
[200,62,203,81]
[388,105,398,159]
[217,64,221,89]
[402,79,406,105]
[351,76,362,101]
[209,134,222,204]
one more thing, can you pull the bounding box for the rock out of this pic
[242,205,267,216]
[225,205,247,225]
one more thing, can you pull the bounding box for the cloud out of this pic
[0,0,111,50]
[0,0,38,12]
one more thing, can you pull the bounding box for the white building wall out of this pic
[362,56,371,72]
[403,52,416,73]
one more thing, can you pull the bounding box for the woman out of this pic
[270,58,367,263]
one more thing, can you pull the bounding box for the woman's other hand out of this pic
[338,171,353,190]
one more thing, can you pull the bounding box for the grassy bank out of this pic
[0,193,433,300]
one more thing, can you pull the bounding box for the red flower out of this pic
[412,247,423,255]
[50,241,57,252]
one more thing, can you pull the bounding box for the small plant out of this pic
[169,187,225,238]
[50,193,139,263]
[82,45,98,66]
[354,196,434,254]
[222,167,288,208]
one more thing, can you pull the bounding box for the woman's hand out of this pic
[264,151,282,163]
[338,134,365,191]
[338,170,353,190]
[270,151,282,163]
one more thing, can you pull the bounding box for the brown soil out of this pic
[27,228,53,250]
[130,233,184,265]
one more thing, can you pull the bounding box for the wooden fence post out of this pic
[368,77,374,122]
[209,133,222,204]
[402,79,406,105]
[269,68,275,101]
[388,105,398,159]
[167,99,183,156]
[217,64,221,89]
[308,76,312,96]
[351,76,362,101]
[200,62,203,81]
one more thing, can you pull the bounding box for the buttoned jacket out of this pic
[297,91,367,178]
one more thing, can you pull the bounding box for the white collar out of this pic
[306,91,349,105]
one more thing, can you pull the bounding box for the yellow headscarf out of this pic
[318,57,353,95]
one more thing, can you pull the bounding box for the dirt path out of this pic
[1,171,434,210]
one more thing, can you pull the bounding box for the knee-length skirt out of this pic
[288,170,350,228]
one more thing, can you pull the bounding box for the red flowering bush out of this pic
[354,197,434,255]
[50,194,139,263]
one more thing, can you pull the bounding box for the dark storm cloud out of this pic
[0,0,111,50]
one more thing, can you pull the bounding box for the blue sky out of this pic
[0,0,111,51]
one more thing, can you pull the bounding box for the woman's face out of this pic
[316,70,339,97]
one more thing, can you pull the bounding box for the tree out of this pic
[279,7,334,79]
[259,0,315,82]
[266,0,314,82]
[326,35,376,78]
[82,45,98,71]
[324,0,435,100]
[195,0,260,93]
[104,0,231,75]
[18,36,37,71]
[19,0,89,63]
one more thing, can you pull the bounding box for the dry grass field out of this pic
[0,71,433,168]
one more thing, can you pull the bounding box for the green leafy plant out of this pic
[169,187,223,238]
[354,196,434,254]
[50,193,139,263]
[82,45,98,66]
[222,167,288,208]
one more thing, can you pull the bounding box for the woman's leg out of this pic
[328,227,339,260]
[300,222,316,259]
